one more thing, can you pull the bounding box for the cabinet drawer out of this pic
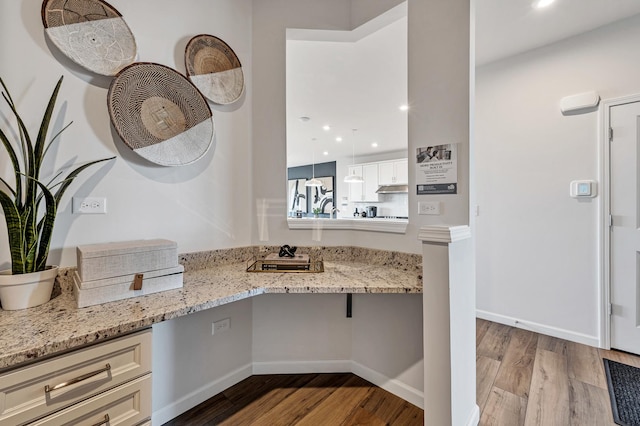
[30,374,151,426]
[0,329,151,426]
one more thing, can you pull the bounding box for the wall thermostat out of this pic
[570,180,597,198]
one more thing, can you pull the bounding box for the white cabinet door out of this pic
[363,164,379,202]
[378,162,395,185]
[377,159,408,185]
[610,100,640,354]
[394,159,408,184]
[348,165,363,201]
[0,330,152,426]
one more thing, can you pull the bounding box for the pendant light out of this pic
[344,128,364,183]
[305,138,322,187]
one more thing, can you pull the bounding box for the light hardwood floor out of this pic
[477,318,640,425]
[163,373,423,425]
[164,319,638,425]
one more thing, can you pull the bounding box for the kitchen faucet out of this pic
[330,207,340,219]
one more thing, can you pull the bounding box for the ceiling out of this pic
[476,0,640,66]
[287,0,640,168]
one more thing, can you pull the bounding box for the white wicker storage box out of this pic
[77,239,178,282]
[73,265,184,308]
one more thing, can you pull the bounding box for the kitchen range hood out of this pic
[376,184,409,194]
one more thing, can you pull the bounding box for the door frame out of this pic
[600,93,640,349]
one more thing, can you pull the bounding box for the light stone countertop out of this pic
[0,256,422,371]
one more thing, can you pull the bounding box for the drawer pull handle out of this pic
[44,363,111,394]
[91,414,110,426]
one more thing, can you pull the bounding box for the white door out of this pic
[610,100,640,354]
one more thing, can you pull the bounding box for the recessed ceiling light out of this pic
[322,125,331,131]
[323,151,329,156]
[298,116,311,122]
[371,142,378,148]
[532,0,555,9]
[399,104,409,111]
[336,136,343,142]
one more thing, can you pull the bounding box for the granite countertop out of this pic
[0,250,422,371]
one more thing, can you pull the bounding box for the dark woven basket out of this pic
[185,34,244,105]
[108,62,214,166]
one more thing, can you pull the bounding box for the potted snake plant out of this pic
[0,76,114,310]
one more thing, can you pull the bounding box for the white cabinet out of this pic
[378,159,408,185]
[30,376,151,426]
[347,165,363,202]
[362,163,380,202]
[348,164,379,202]
[0,329,152,426]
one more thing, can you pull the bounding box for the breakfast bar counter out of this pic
[0,246,422,370]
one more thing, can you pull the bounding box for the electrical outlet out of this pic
[418,201,441,215]
[73,197,107,214]
[212,318,230,335]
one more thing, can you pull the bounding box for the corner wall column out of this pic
[420,225,478,426]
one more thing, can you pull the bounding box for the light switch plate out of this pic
[570,180,597,198]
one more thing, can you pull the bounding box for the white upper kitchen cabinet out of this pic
[378,159,408,185]
[348,164,379,202]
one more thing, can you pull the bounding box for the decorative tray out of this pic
[246,257,324,273]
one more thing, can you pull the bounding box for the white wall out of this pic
[253,293,424,406]
[152,299,253,424]
[251,0,468,254]
[0,0,253,270]
[476,14,640,345]
[252,294,353,365]
[351,294,423,392]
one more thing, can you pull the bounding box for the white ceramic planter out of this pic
[0,266,58,310]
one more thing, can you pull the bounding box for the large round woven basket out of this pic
[185,34,245,105]
[41,0,137,76]
[107,62,214,166]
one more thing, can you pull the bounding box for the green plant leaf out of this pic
[0,76,116,274]
[53,157,116,206]
[0,77,28,198]
[0,175,16,198]
[33,180,56,271]
[0,107,22,207]
[0,191,25,274]
[2,91,36,213]
[35,76,63,177]
[42,121,72,160]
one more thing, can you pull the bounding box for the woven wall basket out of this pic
[41,0,137,76]
[185,34,245,105]
[108,62,215,167]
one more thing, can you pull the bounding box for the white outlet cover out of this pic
[418,201,441,215]
[73,197,107,214]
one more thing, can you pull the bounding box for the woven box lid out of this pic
[77,239,178,282]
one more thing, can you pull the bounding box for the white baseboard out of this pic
[465,404,480,426]
[152,363,252,425]
[477,310,599,347]
[252,359,352,375]
[351,361,424,409]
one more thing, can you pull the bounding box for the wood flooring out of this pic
[476,318,640,426]
[164,319,640,425]
[163,373,423,426]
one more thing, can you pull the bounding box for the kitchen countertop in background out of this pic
[0,246,422,370]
